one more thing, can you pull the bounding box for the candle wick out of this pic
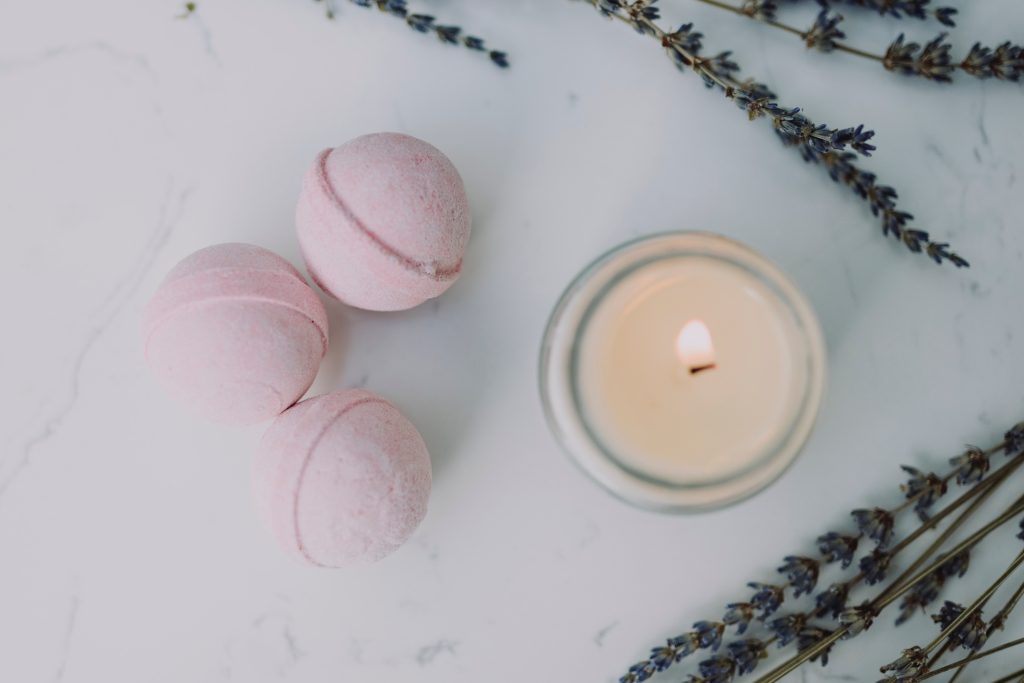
[689,363,717,375]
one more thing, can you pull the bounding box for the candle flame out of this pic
[676,319,716,374]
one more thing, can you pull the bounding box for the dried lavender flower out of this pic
[884,33,953,82]
[840,602,876,638]
[769,613,807,647]
[932,601,988,651]
[933,7,957,26]
[671,632,703,652]
[748,582,786,619]
[816,582,850,619]
[804,10,845,52]
[796,626,834,666]
[954,618,988,652]
[649,642,687,672]
[944,40,1023,81]
[895,571,943,625]
[698,654,736,683]
[893,550,970,626]
[989,42,1024,81]
[852,508,895,547]
[778,556,820,597]
[723,603,755,634]
[930,600,963,629]
[741,0,779,20]
[317,0,509,68]
[940,549,970,579]
[663,22,703,54]
[670,632,702,654]
[900,466,947,521]
[1005,423,1024,455]
[879,646,927,680]
[859,549,894,585]
[726,639,768,674]
[620,622,723,681]
[622,660,657,683]
[813,0,957,26]
[959,42,994,78]
[817,532,859,568]
[950,446,990,485]
[694,621,726,650]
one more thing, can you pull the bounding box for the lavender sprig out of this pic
[614,425,1024,683]
[315,0,509,68]
[894,550,970,625]
[883,33,952,81]
[802,0,958,27]
[582,0,969,267]
[886,35,1024,82]
[807,149,969,267]
[904,638,1024,682]
[930,601,988,652]
[879,549,1024,681]
[760,495,1024,683]
[696,0,1022,84]
[587,1,875,155]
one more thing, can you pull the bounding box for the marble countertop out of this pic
[2,1,1023,681]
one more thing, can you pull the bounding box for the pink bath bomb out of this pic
[295,132,471,311]
[143,243,328,425]
[252,389,432,567]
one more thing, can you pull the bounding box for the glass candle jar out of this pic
[539,232,826,512]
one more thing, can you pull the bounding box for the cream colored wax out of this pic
[577,256,804,485]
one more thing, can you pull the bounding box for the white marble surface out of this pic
[2,1,1023,681]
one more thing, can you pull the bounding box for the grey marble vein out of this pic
[52,595,79,683]
[0,41,158,83]
[416,639,459,666]
[0,183,191,502]
[594,621,618,648]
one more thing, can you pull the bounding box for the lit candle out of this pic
[540,233,825,511]
[676,319,716,374]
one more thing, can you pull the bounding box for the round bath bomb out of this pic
[143,243,328,425]
[295,132,471,311]
[252,389,432,567]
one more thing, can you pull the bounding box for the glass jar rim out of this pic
[538,231,827,512]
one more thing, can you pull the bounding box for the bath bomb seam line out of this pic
[291,395,391,566]
[144,266,328,350]
[165,265,310,286]
[315,148,462,282]
[143,295,329,359]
